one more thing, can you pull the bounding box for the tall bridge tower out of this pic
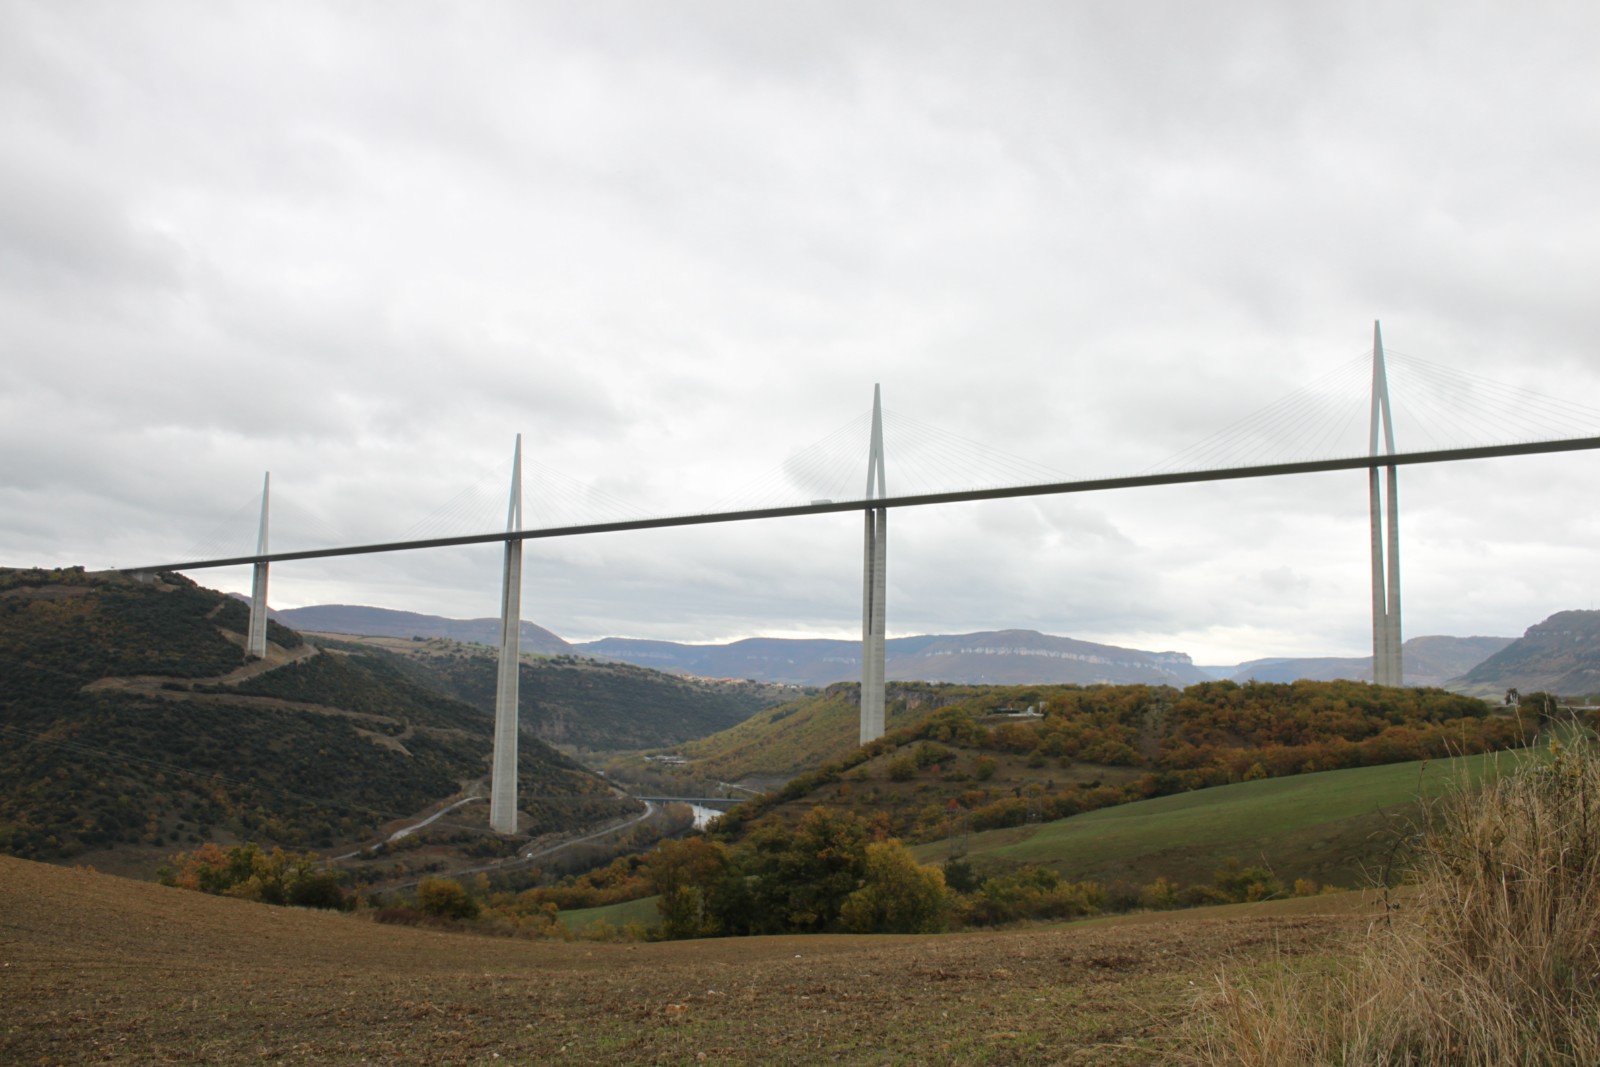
[1369,322,1403,685]
[489,435,523,834]
[861,386,888,743]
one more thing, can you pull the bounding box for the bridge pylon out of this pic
[246,472,270,659]
[1368,322,1403,686]
[489,435,523,835]
[861,385,888,743]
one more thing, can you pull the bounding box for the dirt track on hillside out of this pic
[0,856,1368,1065]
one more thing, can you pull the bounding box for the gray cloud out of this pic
[3,1,1598,665]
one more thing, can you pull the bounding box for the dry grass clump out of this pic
[1201,741,1600,1065]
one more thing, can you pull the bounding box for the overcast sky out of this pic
[4,2,1599,664]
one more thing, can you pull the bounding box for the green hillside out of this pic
[333,635,790,751]
[0,568,631,867]
[915,749,1531,889]
[680,677,1521,792]
[706,679,1532,851]
[558,895,661,930]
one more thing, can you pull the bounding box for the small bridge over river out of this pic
[635,796,744,811]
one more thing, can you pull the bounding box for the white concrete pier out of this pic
[1368,322,1403,686]
[246,472,270,659]
[861,386,887,743]
[489,436,524,834]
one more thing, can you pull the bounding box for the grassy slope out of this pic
[559,895,662,929]
[918,749,1531,888]
[681,682,985,781]
[681,688,863,779]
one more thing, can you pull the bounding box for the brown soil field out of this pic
[0,856,1371,1065]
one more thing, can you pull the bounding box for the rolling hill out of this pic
[911,749,1528,889]
[697,678,1529,855]
[1452,610,1600,696]
[0,567,630,870]
[676,675,1520,794]
[624,681,1567,946]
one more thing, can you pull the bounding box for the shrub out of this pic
[838,841,947,934]
[416,877,479,920]
[942,858,981,894]
[1209,859,1283,903]
[1140,877,1181,910]
[287,870,352,911]
[963,866,1104,926]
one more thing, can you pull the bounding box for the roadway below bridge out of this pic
[632,795,744,808]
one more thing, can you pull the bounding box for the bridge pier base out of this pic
[489,436,523,835]
[247,562,269,658]
[246,473,270,659]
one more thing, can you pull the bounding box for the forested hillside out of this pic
[330,636,790,751]
[0,568,631,866]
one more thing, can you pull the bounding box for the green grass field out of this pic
[559,895,662,931]
[916,748,1541,889]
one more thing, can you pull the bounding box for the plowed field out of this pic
[0,856,1368,1065]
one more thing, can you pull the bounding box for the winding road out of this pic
[331,790,487,861]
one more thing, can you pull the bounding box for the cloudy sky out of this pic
[4,1,1598,664]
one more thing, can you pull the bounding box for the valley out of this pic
[4,566,1599,1065]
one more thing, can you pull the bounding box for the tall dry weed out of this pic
[1200,742,1600,1066]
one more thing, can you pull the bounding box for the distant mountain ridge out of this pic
[578,629,1214,686]
[257,604,1216,686]
[271,603,573,656]
[252,602,1535,689]
[1223,635,1514,688]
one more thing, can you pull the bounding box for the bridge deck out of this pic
[124,436,1600,574]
